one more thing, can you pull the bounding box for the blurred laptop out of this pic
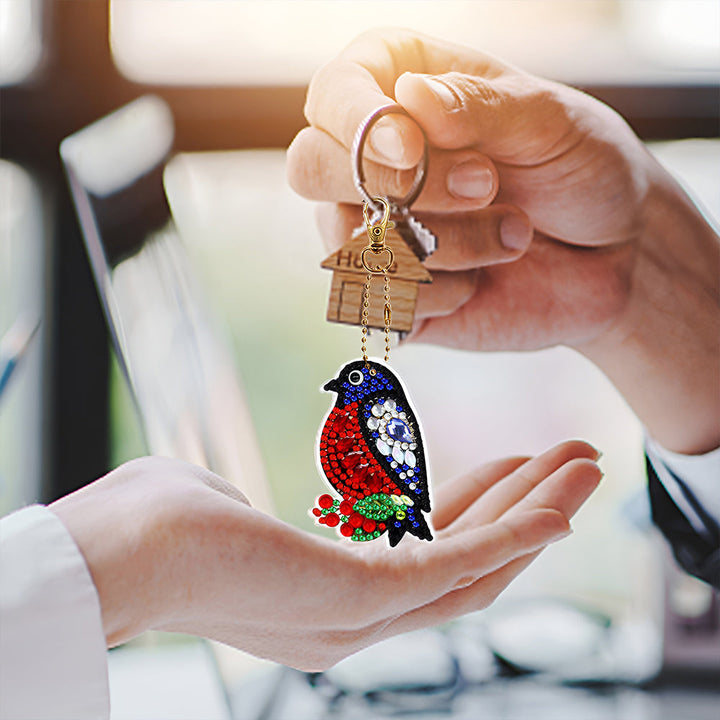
[60,95,272,515]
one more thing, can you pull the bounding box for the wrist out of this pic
[577,162,720,454]
[49,463,175,647]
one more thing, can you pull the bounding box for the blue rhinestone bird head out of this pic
[323,359,403,407]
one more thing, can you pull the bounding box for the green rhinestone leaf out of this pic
[353,493,395,521]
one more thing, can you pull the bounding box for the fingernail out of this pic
[371,124,405,165]
[447,161,494,199]
[421,76,460,110]
[552,527,574,542]
[500,214,532,251]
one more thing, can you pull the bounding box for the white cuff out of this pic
[645,435,720,526]
[0,505,109,720]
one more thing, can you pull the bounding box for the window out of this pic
[0,0,43,86]
[110,0,720,86]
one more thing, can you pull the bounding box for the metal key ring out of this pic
[351,104,429,213]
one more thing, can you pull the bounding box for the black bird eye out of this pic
[348,370,364,386]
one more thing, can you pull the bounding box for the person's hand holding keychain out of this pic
[287,28,720,458]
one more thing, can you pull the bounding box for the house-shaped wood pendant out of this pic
[321,227,432,334]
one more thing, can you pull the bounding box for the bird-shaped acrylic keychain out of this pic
[311,104,438,547]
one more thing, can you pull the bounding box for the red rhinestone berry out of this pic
[325,512,339,527]
[318,494,334,509]
[339,500,354,515]
[340,523,354,537]
[362,518,376,533]
[312,508,322,517]
[349,512,363,528]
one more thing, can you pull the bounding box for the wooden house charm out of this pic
[321,227,432,334]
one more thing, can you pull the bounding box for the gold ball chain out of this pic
[360,197,395,370]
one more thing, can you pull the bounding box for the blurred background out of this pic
[1,1,718,718]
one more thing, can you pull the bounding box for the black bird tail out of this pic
[387,511,433,547]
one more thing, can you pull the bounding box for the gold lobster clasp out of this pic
[361,197,395,274]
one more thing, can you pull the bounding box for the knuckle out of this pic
[288,143,335,199]
[304,61,335,124]
[433,72,502,110]
[461,74,504,109]
[501,517,523,546]
[285,129,312,192]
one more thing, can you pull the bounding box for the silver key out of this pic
[392,208,437,261]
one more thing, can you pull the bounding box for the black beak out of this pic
[323,378,340,393]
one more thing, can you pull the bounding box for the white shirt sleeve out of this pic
[645,435,720,526]
[0,505,109,720]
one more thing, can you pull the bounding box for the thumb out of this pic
[396,70,573,163]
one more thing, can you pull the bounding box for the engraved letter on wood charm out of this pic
[322,228,431,333]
